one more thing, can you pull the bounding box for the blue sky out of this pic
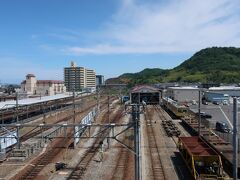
[0,0,240,83]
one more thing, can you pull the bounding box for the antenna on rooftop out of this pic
[71,61,77,67]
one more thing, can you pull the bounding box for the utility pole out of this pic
[233,97,238,180]
[198,90,201,136]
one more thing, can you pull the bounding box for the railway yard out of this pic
[0,88,239,180]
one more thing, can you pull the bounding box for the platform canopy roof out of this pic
[0,94,72,110]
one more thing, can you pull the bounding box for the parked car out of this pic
[213,101,220,105]
[196,112,212,118]
[202,101,208,105]
[222,100,229,105]
[216,121,230,133]
[192,100,197,105]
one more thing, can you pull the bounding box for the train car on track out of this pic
[178,136,224,179]
[162,97,187,118]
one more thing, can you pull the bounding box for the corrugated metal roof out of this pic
[131,85,159,93]
[209,86,240,91]
[168,86,199,90]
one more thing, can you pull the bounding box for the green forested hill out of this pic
[106,47,240,85]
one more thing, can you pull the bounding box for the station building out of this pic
[166,86,200,103]
[21,74,66,96]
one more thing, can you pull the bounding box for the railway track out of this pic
[15,138,66,180]
[0,98,110,163]
[0,93,94,123]
[110,134,132,180]
[10,98,117,179]
[145,106,166,180]
[153,105,194,180]
[1,97,110,150]
[66,106,125,180]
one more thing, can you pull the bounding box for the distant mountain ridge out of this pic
[106,47,240,86]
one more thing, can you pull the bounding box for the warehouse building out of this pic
[208,86,240,97]
[64,62,96,92]
[204,91,229,103]
[21,74,66,96]
[166,86,200,103]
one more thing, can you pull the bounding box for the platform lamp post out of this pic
[233,97,238,180]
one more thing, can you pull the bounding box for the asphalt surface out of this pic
[190,102,240,129]
[189,101,240,146]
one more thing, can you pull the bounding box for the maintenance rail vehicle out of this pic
[162,97,188,118]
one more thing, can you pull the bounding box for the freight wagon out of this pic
[178,136,223,179]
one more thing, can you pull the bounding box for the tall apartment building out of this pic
[86,69,96,88]
[64,62,96,92]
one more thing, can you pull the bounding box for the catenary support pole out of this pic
[16,92,21,149]
[73,90,76,148]
[108,95,110,123]
[233,97,238,180]
[133,105,141,180]
[198,90,201,136]
[16,125,20,149]
[16,92,19,123]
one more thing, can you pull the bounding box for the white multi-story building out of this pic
[64,62,96,92]
[21,74,66,96]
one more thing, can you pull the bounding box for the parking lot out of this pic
[190,100,240,130]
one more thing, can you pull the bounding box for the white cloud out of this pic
[64,0,240,55]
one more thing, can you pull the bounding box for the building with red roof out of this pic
[21,74,66,96]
